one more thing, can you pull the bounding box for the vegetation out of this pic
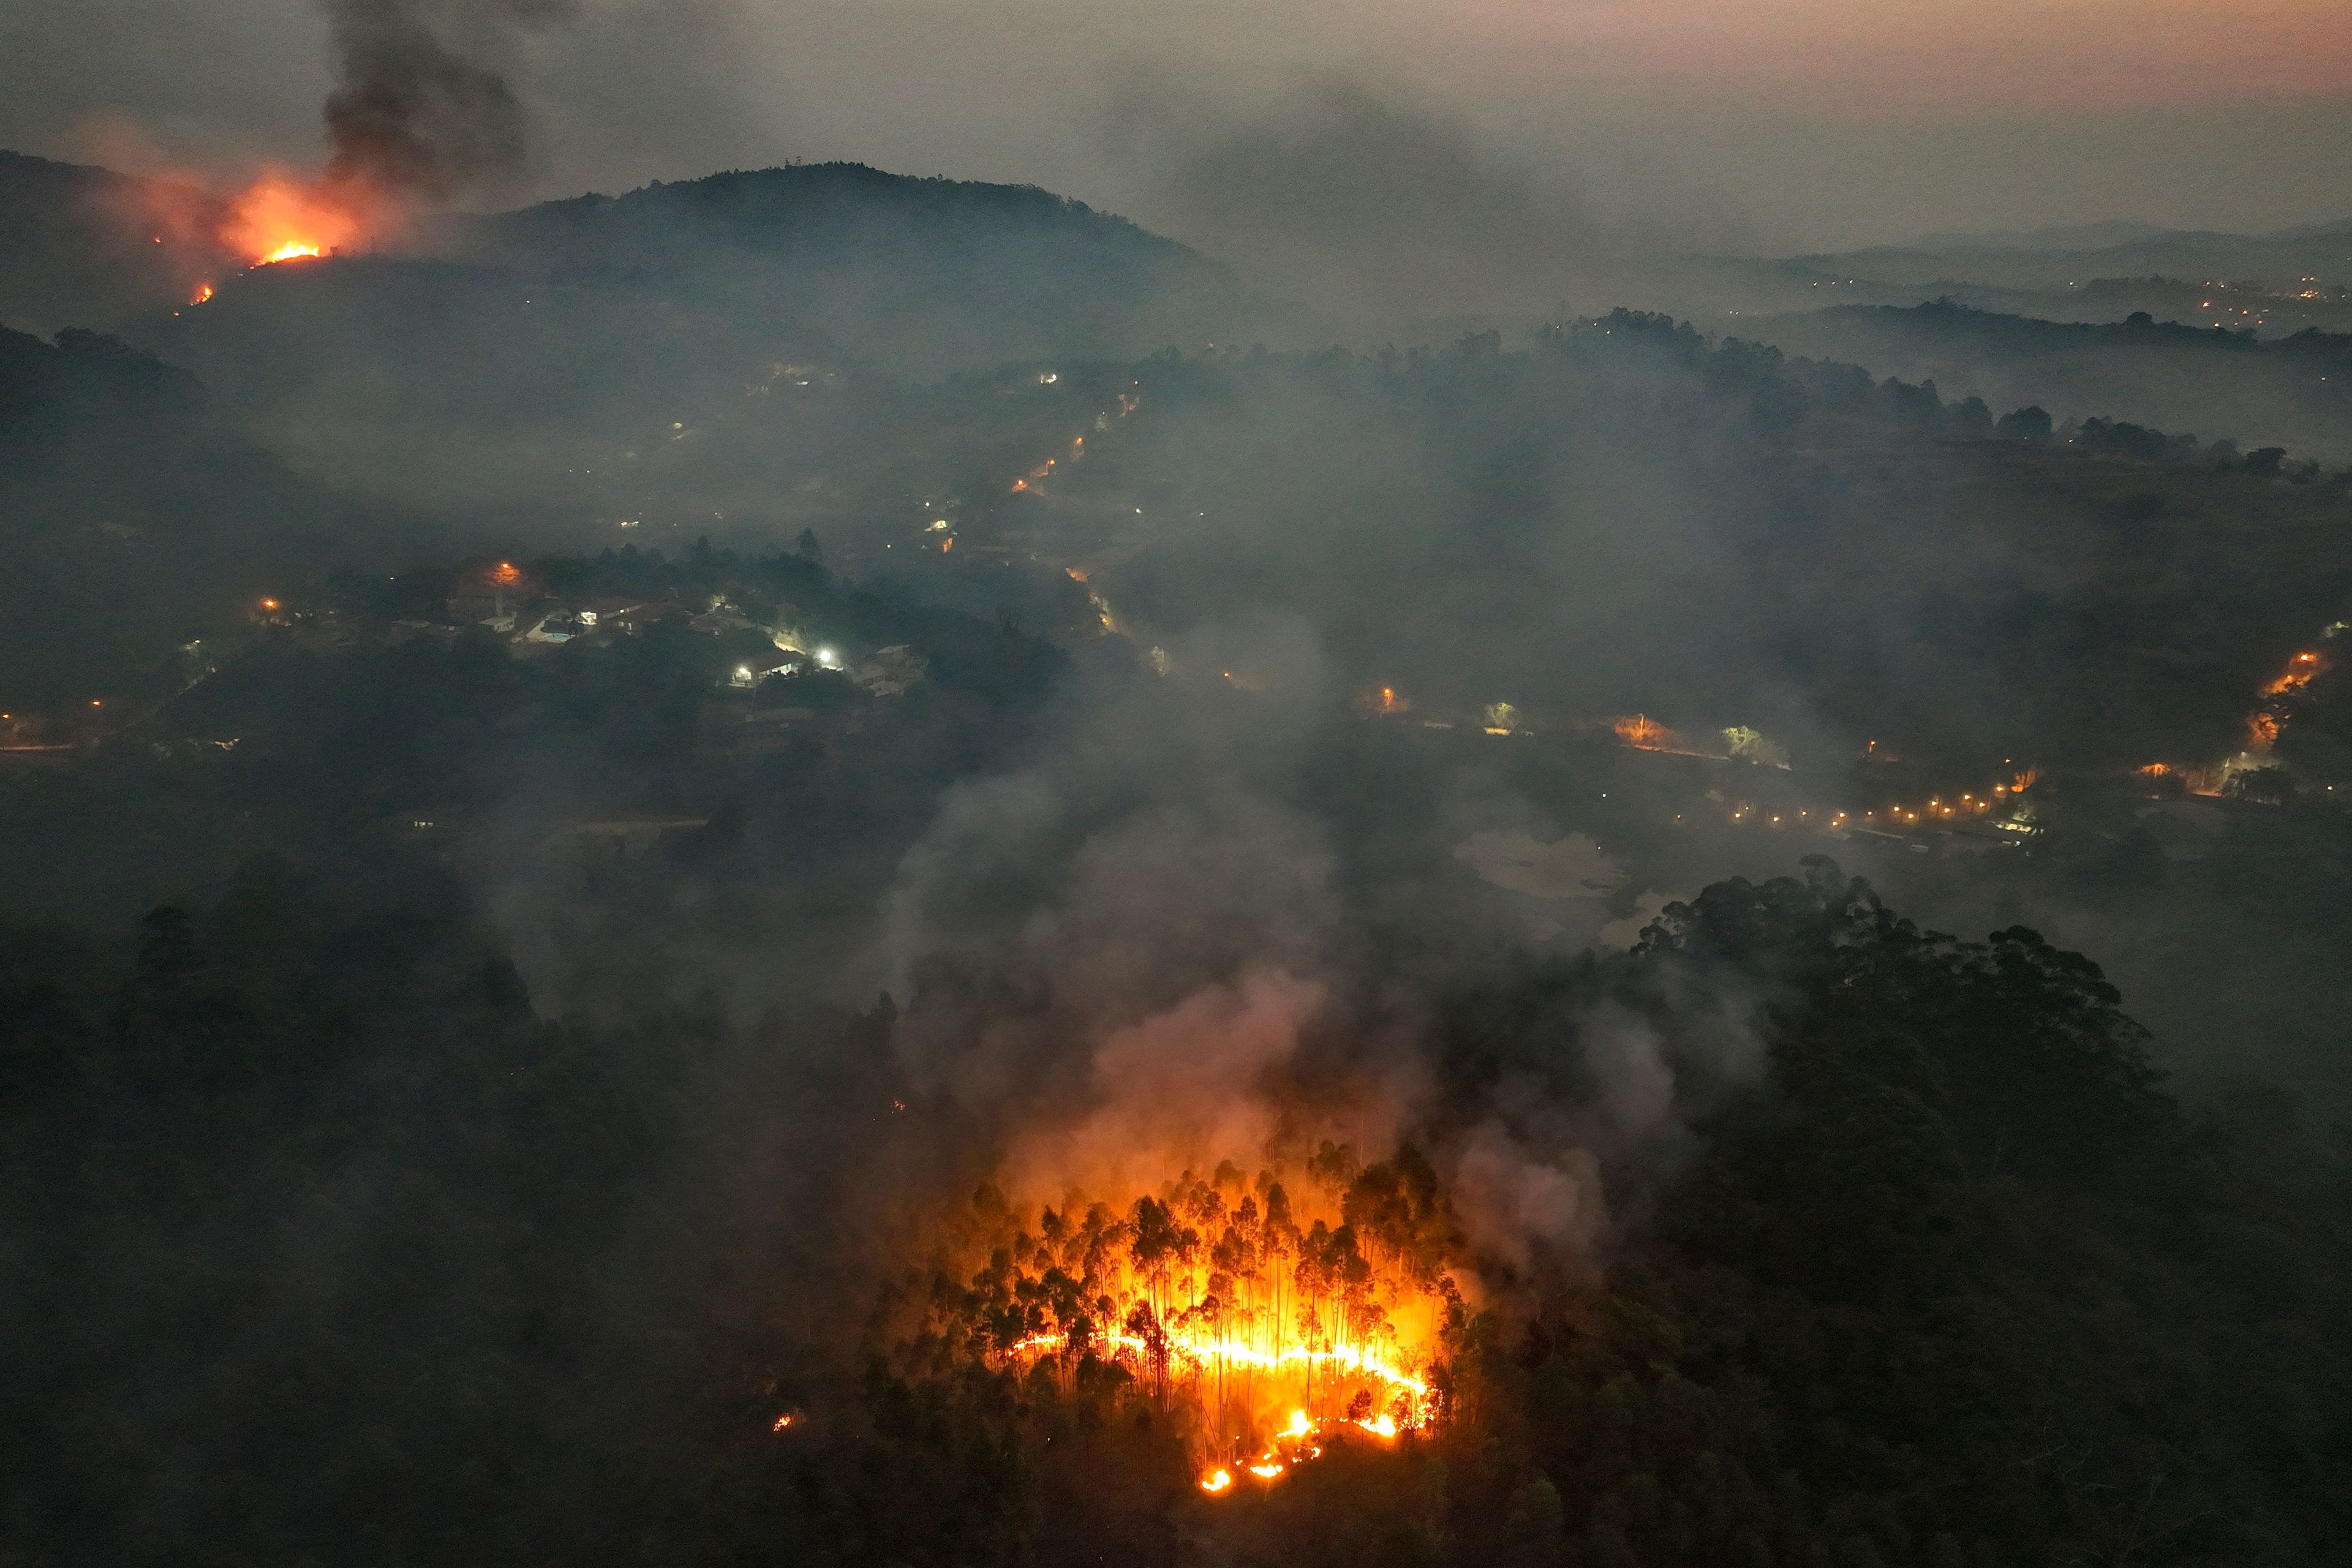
[11,859,2342,1565]
[811,864,2352,1568]
[4,146,2350,1568]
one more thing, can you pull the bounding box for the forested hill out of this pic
[413,161,1261,374]
[1757,300,2352,459]
[130,162,1269,492]
[0,323,399,708]
[0,151,235,334]
[459,162,1207,278]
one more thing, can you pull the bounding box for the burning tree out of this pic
[877,1144,1467,1498]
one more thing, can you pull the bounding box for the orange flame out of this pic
[189,282,214,306]
[2261,650,2329,698]
[221,172,372,268]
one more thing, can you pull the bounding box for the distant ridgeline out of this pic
[1758,299,2352,461]
[423,162,1253,372]
[1803,298,2352,370]
[457,162,1204,276]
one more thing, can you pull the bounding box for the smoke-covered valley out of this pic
[4,14,2352,1566]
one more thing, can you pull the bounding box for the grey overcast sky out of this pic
[3,0,2348,255]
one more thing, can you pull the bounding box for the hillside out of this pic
[123,163,1265,507]
[1754,301,2352,459]
[0,323,406,717]
[461,162,1197,274]
[0,151,233,334]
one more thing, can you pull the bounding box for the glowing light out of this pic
[1614,712,1672,750]
[2261,651,2329,698]
[221,171,370,268]
[189,282,214,306]
[993,1153,1450,1500]
[1200,1469,1234,1494]
[772,1413,795,1432]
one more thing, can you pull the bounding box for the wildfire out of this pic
[1189,1404,1404,1494]
[2236,631,2342,755]
[931,1144,1459,1500]
[221,171,371,269]
[2260,650,2329,699]
[1610,712,1706,754]
[189,282,214,306]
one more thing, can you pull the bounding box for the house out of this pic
[571,595,648,628]
[611,601,685,632]
[447,589,506,624]
[689,603,764,636]
[726,655,805,689]
[851,644,927,696]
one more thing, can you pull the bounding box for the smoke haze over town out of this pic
[3,3,2350,1566]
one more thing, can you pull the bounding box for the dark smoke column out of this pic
[319,0,573,202]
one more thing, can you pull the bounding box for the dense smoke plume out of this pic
[1095,72,1596,329]
[319,0,573,201]
[875,612,1765,1283]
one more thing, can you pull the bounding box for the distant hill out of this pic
[119,162,1265,507]
[1754,300,2352,459]
[439,162,1256,372]
[1901,220,2173,253]
[1790,219,2352,293]
[0,151,234,334]
[458,162,1199,275]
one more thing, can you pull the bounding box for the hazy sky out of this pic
[6,0,2349,254]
